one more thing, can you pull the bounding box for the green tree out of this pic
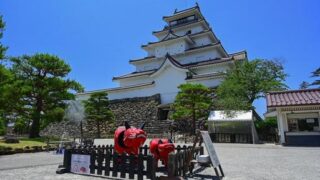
[84,92,114,138]
[216,59,287,111]
[171,83,212,134]
[0,15,11,134]
[9,54,83,138]
[310,67,320,87]
[299,81,309,89]
[0,15,7,59]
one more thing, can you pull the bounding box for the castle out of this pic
[77,5,247,133]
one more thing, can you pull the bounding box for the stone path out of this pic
[0,143,319,180]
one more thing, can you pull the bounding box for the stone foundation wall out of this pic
[109,94,171,134]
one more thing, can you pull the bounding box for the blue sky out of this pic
[1,0,320,116]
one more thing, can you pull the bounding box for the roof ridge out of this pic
[267,88,320,94]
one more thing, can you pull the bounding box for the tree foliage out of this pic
[216,59,287,111]
[8,54,83,138]
[310,67,320,87]
[0,15,11,134]
[299,81,309,89]
[0,15,7,60]
[171,83,212,134]
[84,92,114,138]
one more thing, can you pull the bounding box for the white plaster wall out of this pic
[188,77,224,88]
[108,85,155,100]
[107,64,226,104]
[146,49,155,56]
[135,59,164,72]
[192,64,228,74]
[108,65,187,103]
[173,25,204,36]
[153,65,187,104]
[119,76,153,87]
[175,49,221,64]
[155,41,187,57]
[192,35,213,46]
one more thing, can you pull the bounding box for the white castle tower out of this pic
[77,5,247,132]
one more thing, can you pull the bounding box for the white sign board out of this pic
[201,131,220,168]
[71,154,90,174]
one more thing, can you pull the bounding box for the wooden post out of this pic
[97,147,103,175]
[137,154,144,180]
[63,149,71,172]
[104,148,111,176]
[128,154,135,179]
[120,153,126,178]
[90,147,96,174]
[168,153,176,177]
[112,152,118,177]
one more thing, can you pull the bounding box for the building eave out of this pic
[150,54,189,77]
[131,42,221,65]
[142,29,212,50]
[162,5,203,23]
[112,70,156,81]
[142,34,195,50]
[77,81,156,96]
[152,19,210,36]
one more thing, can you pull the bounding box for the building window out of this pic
[288,118,319,132]
[169,15,196,26]
[158,108,169,120]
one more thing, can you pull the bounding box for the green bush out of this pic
[0,118,6,135]
[14,118,28,135]
[255,117,278,134]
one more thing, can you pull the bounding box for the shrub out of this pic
[4,136,20,144]
[255,117,278,134]
[0,118,6,136]
[14,148,24,153]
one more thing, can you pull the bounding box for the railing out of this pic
[168,145,204,177]
[210,133,253,143]
[60,145,156,180]
[58,144,204,179]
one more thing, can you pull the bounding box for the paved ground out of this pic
[0,143,319,180]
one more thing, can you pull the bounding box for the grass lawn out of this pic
[0,138,46,149]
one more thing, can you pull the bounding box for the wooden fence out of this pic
[168,145,204,177]
[61,145,156,180]
[59,145,203,179]
[210,133,253,143]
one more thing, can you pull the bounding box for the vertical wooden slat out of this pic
[112,152,118,177]
[63,149,71,172]
[137,154,143,180]
[104,147,111,176]
[146,155,152,179]
[90,147,96,174]
[143,145,148,156]
[97,147,103,175]
[128,154,135,179]
[168,153,176,177]
[120,153,126,178]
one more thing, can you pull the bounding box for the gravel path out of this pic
[0,143,319,180]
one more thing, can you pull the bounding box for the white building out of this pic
[77,5,247,133]
[265,89,320,146]
[208,110,260,144]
